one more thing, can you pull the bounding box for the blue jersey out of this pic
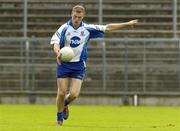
[50,20,106,70]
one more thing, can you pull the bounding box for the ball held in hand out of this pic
[59,47,75,62]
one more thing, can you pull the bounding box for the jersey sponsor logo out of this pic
[70,36,81,48]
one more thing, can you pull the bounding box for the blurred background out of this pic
[0,0,180,106]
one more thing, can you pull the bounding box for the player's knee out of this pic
[57,90,66,97]
[69,92,79,100]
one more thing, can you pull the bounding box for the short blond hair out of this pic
[72,5,85,14]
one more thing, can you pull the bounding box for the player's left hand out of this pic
[128,19,138,28]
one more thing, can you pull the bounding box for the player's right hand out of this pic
[56,52,61,64]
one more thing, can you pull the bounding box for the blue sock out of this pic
[57,112,63,121]
[64,99,70,106]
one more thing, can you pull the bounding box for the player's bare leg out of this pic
[63,78,82,120]
[56,78,69,125]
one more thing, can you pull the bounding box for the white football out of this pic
[60,47,75,62]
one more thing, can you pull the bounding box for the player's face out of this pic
[71,11,84,28]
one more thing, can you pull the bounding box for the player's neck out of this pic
[71,20,82,29]
[73,24,79,29]
[72,23,80,29]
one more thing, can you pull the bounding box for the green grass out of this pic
[0,105,180,131]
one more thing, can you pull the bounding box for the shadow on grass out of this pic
[64,124,129,129]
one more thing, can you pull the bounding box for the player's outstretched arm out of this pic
[105,19,138,32]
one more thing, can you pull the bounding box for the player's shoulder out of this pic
[57,22,69,32]
[83,22,106,32]
[83,22,96,28]
[83,22,104,30]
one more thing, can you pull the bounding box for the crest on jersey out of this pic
[80,31,85,36]
[70,36,81,48]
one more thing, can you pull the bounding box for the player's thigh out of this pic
[57,78,69,95]
[69,78,82,96]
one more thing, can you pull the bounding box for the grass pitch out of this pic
[0,104,180,131]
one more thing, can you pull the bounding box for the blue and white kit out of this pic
[50,20,106,79]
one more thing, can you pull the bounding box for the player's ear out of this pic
[71,12,73,18]
[71,10,75,18]
[81,15,84,20]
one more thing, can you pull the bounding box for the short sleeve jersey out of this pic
[50,20,106,70]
